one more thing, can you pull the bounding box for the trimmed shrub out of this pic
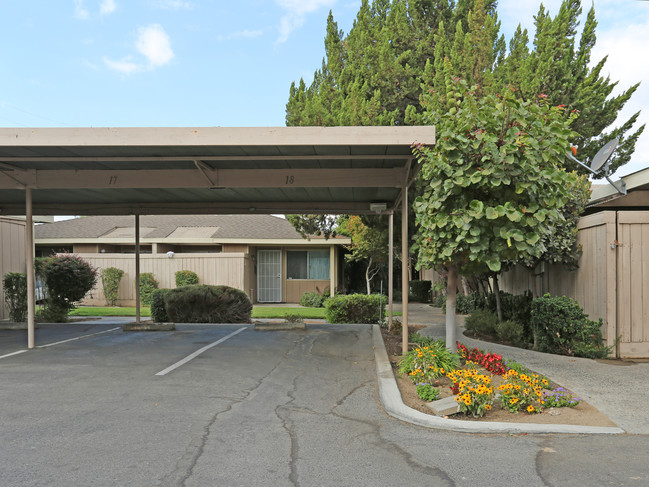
[409,280,432,302]
[440,291,484,314]
[39,254,98,322]
[530,294,612,358]
[299,291,326,308]
[164,284,252,323]
[324,293,386,324]
[138,273,159,306]
[432,294,445,308]
[150,289,170,323]
[485,291,533,326]
[101,267,124,306]
[175,270,199,287]
[464,309,498,337]
[3,272,27,322]
[494,320,526,347]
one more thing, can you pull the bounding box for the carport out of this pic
[0,126,435,353]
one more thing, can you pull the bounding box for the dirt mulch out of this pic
[380,326,618,427]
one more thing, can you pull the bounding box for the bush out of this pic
[175,270,199,287]
[432,294,445,308]
[415,384,440,402]
[464,309,498,337]
[494,320,526,347]
[138,273,159,306]
[398,339,460,381]
[299,291,326,308]
[164,285,252,323]
[3,272,27,322]
[324,293,385,324]
[101,267,124,306]
[409,280,432,302]
[439,291,484,314]
[530,294,612,358]
[39,255,98,322]
[150,289,170,322]
[485,291,533,326]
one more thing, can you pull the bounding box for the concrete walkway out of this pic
[384,302,649,434]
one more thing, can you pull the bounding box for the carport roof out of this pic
[0,126,434,216]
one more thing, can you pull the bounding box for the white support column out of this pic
[25,187,35,349]
[135,214,141,324]
[388,211,394,330]
[401,186,409,355]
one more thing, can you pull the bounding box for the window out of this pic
[287,250,330,280]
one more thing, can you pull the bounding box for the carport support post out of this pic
[135,214,141,324]
[388,211,393,330]
[401,186,409,355]
[25,187,35,349]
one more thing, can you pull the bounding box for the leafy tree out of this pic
[337,215,389,294]
[286,214,339,239]
[413,74,582,349]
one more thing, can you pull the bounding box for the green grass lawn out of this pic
[69,305,326,319]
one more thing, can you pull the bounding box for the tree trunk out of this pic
[445,265,458,350]
[365,256,373,295]
[493,274,503,322]
[461,275,470,296]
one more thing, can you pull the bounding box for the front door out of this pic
[257,250,282,302]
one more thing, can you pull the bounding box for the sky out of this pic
[0,0,647,179]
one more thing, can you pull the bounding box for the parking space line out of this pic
[0,350,28,360]
[37,327,121,348]
[155,326,248,376]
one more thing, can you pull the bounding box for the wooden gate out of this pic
[616,211,649,358]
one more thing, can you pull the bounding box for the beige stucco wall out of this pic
[0,217,26,320]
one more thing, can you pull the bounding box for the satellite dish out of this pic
[590,137,619,172]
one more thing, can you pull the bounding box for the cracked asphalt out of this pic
[1,321,649,486]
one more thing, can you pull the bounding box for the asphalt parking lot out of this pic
[3,320,649,487]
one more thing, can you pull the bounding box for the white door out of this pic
[257,250,282,302]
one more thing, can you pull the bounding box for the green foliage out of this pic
[324,293,385,324]
[432,294,445,308]
[542,387,581,408]
[150,289,170,323]
[39,255,98,322]
[415,384,440,402]
[175,270,199,287]
[164,285,252,323]
[485,291,533,326]
[493,320,526,347]
[101,267,124,306]
[409,280,432,302]
[464,309,498,337]
[3,272,27,322]
[299,291,326,308]
[398,339,460,381]
[414,75,581,276]
[283,314,305,324]
[530,294,613,358]
[138,273,159,307]
[286,214,339,239]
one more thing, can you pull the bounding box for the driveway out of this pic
[1,321,648,486]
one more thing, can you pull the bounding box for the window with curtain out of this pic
[287,250,330,279]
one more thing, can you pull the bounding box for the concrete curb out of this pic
[372,325,625,435]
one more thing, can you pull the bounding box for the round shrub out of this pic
[175,270,199,287]
[101,267,124,306]
[409,280,432,302]
[494,320,526,347]
[138,273,159,306]
[464,309,498,337]
[3,272,27,322]
[299,291,325,308]
[164,285,252,323]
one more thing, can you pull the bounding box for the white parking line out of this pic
[155,326,247,376]
[0,350,28,360]
[37,327,121,348]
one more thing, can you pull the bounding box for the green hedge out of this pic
[324,294,386,324]
[164,284,252,323]
[101,267,124,306]
[138,273,159,306]
[150,289,170,322]
[3,272,27,322]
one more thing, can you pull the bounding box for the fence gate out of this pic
[616,211,649,358]
[257,250,282,303]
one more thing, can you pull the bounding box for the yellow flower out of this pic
[484,404,492,411]
[510,397,519,404]
[527,405,535,413]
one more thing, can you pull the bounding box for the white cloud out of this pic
[100,0,116,16]
[73,0,90,20]
[274,0,337,44]
[136,24,174,67]
[151,0,193,10]
[103,56,140,74]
